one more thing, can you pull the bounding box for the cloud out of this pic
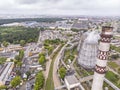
[0,0,120,16]
[16,0,40,4]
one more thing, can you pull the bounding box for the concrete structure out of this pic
[78,31,100,69]
[92,26,113,90]
[0,62,14,86]
[64,74,81,90]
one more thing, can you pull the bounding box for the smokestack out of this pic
[91,26,113,90]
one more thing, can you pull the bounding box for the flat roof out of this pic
[65,74,79,85]
[0,62,14,81]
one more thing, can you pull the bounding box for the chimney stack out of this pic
[91,26,113,90]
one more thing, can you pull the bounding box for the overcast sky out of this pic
[0,0,120,16]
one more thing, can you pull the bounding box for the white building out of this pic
[64,74,81,90]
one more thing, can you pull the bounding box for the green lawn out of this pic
[105,71,120,88]
[108,62,119,69]
[44,60,54,90]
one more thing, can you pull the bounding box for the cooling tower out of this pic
[78,31,100,69]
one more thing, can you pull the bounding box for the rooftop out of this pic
[65,74,79,85]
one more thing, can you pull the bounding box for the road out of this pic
[43,45,61,80]
[19,78,35,90]
[53,44,68,88]
[104,78,120,90]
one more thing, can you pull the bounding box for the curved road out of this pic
[43,45,61,80]
[53,44,68,88]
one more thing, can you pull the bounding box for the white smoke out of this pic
[84,31,100,44]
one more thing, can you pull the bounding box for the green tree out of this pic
[2,41,9,47]
[2,41,9,52]
[34,72,44,90]
[59,67,66,79]
[10,76,21,88]
[19,50,24,60]
[0,57,7,65]
[26,71,31,79]
[20,40,26,46]
[39,55,46,65]
[15,55,20,61]
[39,53,45,58]
[110,54,119,60]
[17,61,22,68]
[15,50,24,61]
[118,68,120,74]
[0,85,7,90]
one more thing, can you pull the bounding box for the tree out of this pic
[59,67,66,79]
[15,55,20,61]
[34,72,44,90]
[15,50,24,61]
[38,53,45,58]
[10,76,21,88]
[17,61,22,68]
[118,68,120,74]
[0,85,7,90]
[0,57,7,65]
[19,50,24,60]
[2,41,9,52]
[38,55,46,65]
[110,54,119,60]
[20,40,26,46]
[26,71,31,79]
[2,41,9,47]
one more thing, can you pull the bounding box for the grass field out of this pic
[105,71,120,88]
[108,62,119,69]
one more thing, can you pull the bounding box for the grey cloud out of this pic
[15,0,59,4]
[16,0,40,4]
[0,0,120,16]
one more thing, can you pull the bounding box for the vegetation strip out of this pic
[45,44,64,90]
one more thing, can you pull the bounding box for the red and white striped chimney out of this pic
[91,26,113,90]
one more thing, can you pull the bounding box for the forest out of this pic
[0,26,40,44]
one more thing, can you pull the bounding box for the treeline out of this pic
[0,18,64,25]
[44,39,63,55]
[0,26,40,44]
